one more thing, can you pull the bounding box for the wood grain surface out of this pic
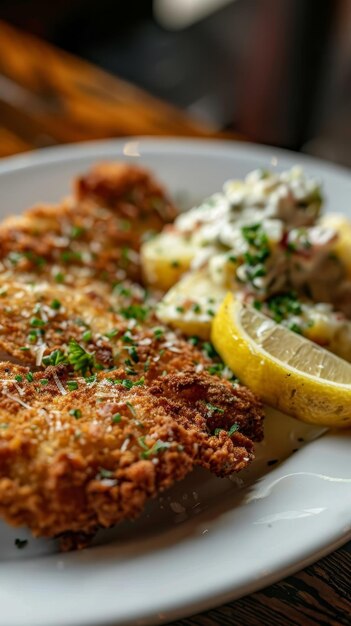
[0,20,233,158]
[0,19,350,626]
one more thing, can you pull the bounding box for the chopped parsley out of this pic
[112,413,122,423]
[122,331,134,344]
[26,372,34,383]
[69,408,81,419]
[126,401,136,416]
[40,378,49,386]
[50,299,61,310]
[228,423,239,436]
[71,225,85,239]
[138,437,171,459]
[266,292,302,323]
[202,342,217,359]
[15,375,23,383]
[214,423,239,437]
[128,346,139,363]
[288,322,302,335]
[30,317,45,328]
[97,468,113,479]
[67,380,79,391]
[60,250,82,263]
[114,377,144,389]
[120,304,149,322]
[188,336,199,346]
[153,328,164,340]
[240,223,270,286]
[205,402,224,415]
[104,329,118,339]
[54,272,65,284]
[43,349,68,367]
[28,330,40,343]
[85,374,97,384]
[68,339,95,376]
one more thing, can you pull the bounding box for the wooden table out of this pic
[0,20,350,626]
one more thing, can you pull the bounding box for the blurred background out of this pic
[1,0,351,165]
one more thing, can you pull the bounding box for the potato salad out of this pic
[142,167,351,362]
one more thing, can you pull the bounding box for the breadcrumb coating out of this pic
[0,162,264,544]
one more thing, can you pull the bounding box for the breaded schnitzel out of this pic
[0,363,262,541]
[0,162,264,544]
[0,162,176,288]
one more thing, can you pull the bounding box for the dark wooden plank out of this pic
[0,21,237,158]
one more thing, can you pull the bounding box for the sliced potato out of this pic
[319,213,351,278]
[157,269,227,339]
[141,231,197,291]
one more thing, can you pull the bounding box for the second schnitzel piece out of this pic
[0,162,177,287]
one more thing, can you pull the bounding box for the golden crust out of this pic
[0,363,262,539]
[0,162,176,287]
[0,162,264,544]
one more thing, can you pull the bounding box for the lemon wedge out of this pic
[212,293,351,427]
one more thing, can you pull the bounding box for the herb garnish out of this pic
[68,339,95,375]
[43,349,68,367]
[138,437,171,459]
[67,381,78,391]
[120,304,149,322]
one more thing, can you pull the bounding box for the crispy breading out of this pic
[0,162,176,287]
[0,362,262,539]
[0,162,264,544]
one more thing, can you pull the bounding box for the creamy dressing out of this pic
[170,166,351,361]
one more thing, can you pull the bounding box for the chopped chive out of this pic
[104,329,118,339]
[97,468,113,479]
[71,226,85,239]
[43,349,68,366]
[228,423,239,436]
[82,330,92,342]
[50,299,61,310]
[67,381,79,391]
[205,402,224,414]
[54,272,65,284]
[126,401,136,416]
[30,317,45,328]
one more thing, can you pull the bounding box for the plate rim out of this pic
[0,135,351,179]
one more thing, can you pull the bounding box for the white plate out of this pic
[0,138,350,626]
